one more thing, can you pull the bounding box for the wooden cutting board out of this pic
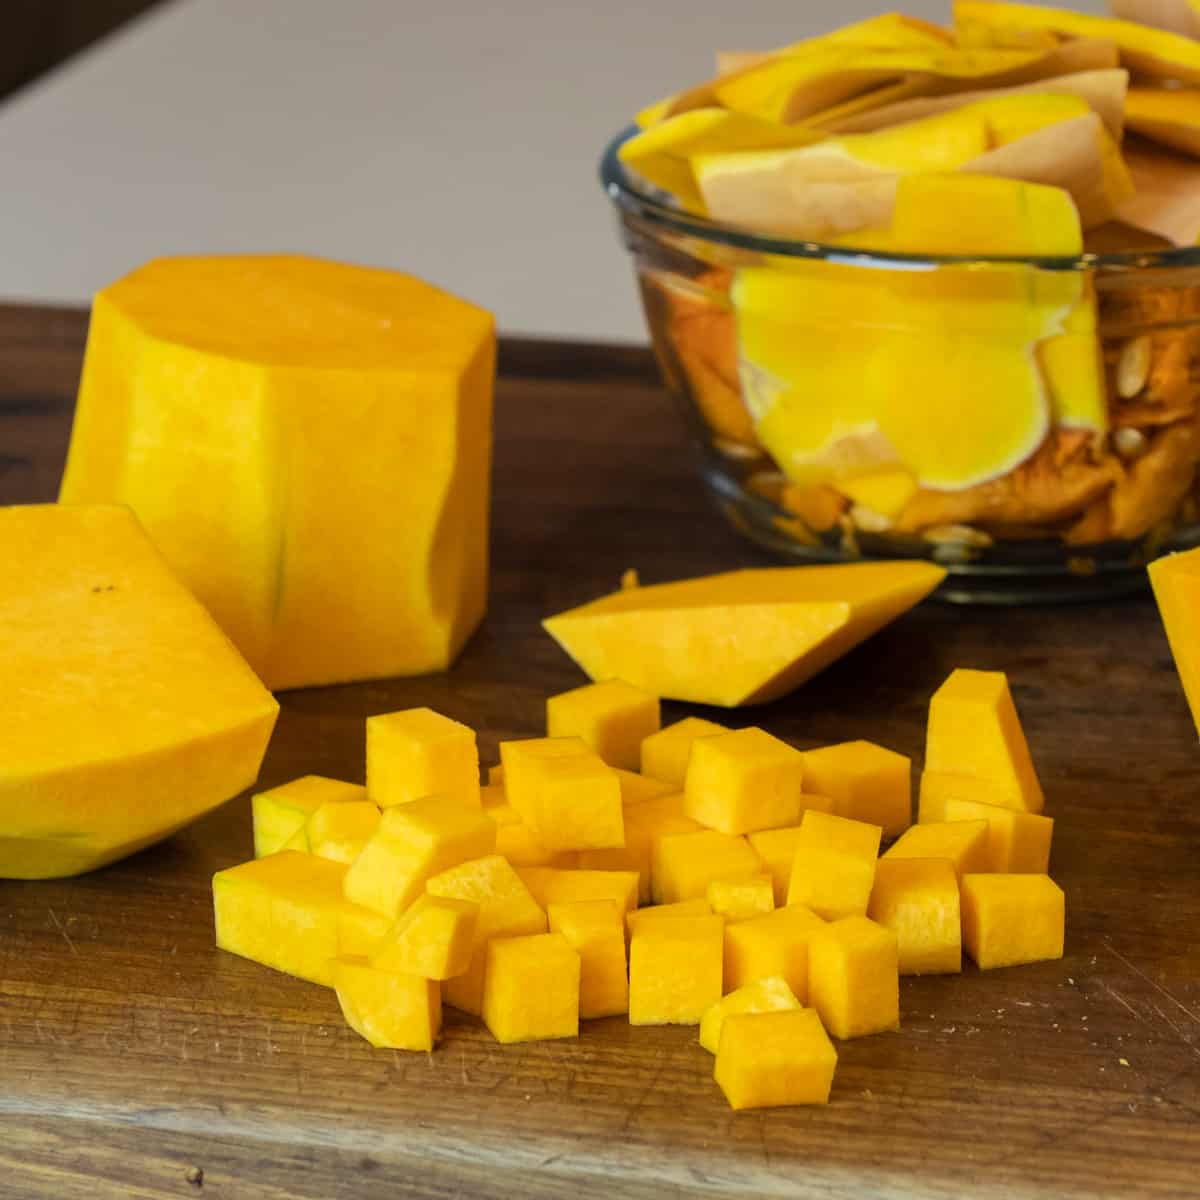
[1,304,1197,1200]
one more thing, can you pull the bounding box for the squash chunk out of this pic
[641,717,728,787]
[213,851,347,986]
[625,899,713,938]
[342,798,496,920]
[337,902,392,958]
[543,563,945,707]
[808,916,900,1039]
[707,876,775,922]
[546,679,660,770]
[868,858,962,975]
[884,819,990,878]
[548,900,629,1019]
[629,914,725,1025]
[961,874,1065,969]
[700,976,801,1055]
[426,855,547,1015]
[252,776,366,858]
[684,727,805,835]
[577,793,700,904]
[499,736,588,813]
[652,829,764,904]
[926,669,1045,813]
[614,770,678,805]
[500,738,623,853]
[366,708,480,810]
[59,255,495,692]
[494,819,577,868]
[333,957,441,1051]
[746,818,828,906]
[724,904,827,1001]
[787,810,882,920]
[307,801,380,865]
[482,933,581,1044]
[919,781,1054,873]
[801,741,911,837]
[0,504,278,880]
[714,1009,837,1110]
[1149,548,1200,738]
[516,867,639,915]
[370,894,477,980]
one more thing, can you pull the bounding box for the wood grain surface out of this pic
[1,303,1198,1200]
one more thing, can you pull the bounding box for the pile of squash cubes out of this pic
[213,668,1063,1111]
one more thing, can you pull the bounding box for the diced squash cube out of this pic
[926,669,1045,813]
[684,727,805,835]
[252,776,367,858]
[342,798,496,920]
[480,782,507,810]
[629,914,725,1025]
[652,829,764,904]
[884,819,990,878]
[577,793,700,904]
[482,933,581,1043]
[746,818,831,907]
[714,1009,837,1109]
[548,899,629,1018]
[500,736,591,817]
[707,875,775,922]
[800,741,912,837]
[867,858,961,975]
[787,810,882,920]
[366,707,480,809]
[484,801,522,828]
[487,764,505,786]
[495,819,578,868]
[426,855,547,1014]
[641,716,727,786]
[332,956,441,1051]
[615,769,678,805]
[961,874,1065,969]
[699,975,801,1054]
[307,801,380,865]
[546,679,661,770]
[501,739,623,853]
[918,769,1020,814]
[723,903,827,1000]
[516,867,639,915]
[370,893,477,980]
[337,901,392,958]
[919,780,1054,872]
[213,851,347,986]
[808,916,900,1040]
[625,898,713,937]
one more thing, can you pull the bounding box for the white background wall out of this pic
[0,0,1096,341]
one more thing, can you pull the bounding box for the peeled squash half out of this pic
[543,563,946,707]
[0,505,278,879]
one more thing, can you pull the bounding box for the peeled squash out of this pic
[59,255,495,692]
[543,563,945,707]
[0,505,278,878]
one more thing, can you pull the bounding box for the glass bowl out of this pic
[600,125,1200,603]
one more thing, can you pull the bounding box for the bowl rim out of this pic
[599,124,1200,273]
